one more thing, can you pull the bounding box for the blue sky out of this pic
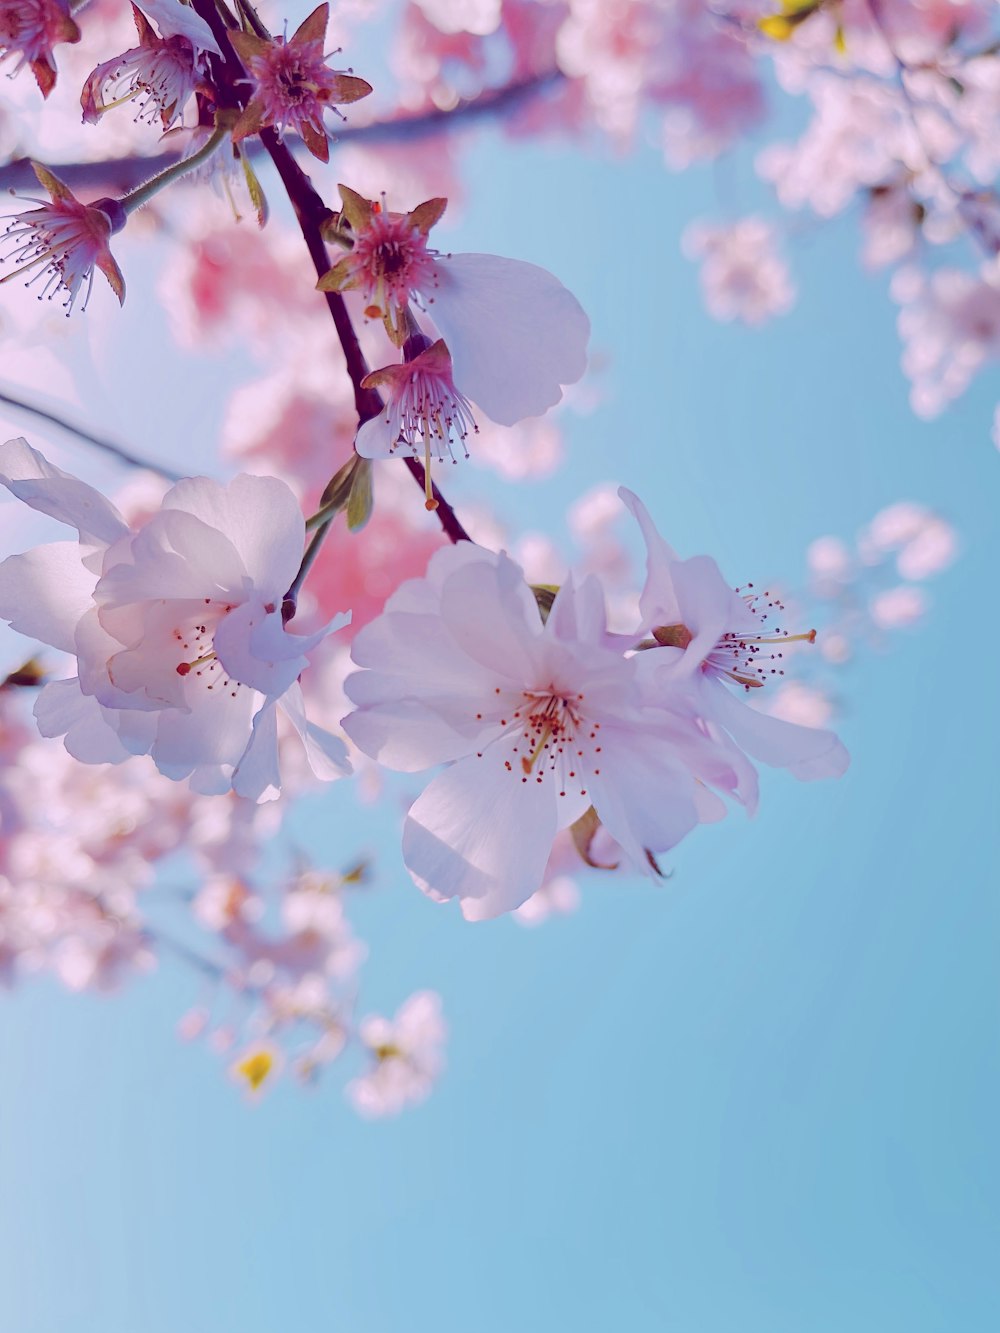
[1,66,998,1333]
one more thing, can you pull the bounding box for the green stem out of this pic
[283,519,333,620]
[118,124,230,214]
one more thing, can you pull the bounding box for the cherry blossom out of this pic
[0,0,80,97]
[80,1,219,129]
[319,186,590,424]
[229,4,372,164]
[357,338,478,476]
[683,216,796,326]
[0,162,126,312]
[342,542,744,918]
[347,990,446,1117]
[0,438,351,799]
[621,488,849,793]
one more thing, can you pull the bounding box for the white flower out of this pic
[621,487,849,795]
[342,542,739,918]
[0,438,350,800]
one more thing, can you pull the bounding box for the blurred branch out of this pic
[0,71,562,196]
[0,387,185,481]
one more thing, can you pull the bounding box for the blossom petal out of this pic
[704,676,850,780]
[213,601,344,695]
[430,254,590,426]
[161,474,305,596]
[231,699,282,802]
[0,543,96,653]
[34,678,134,764]
[0,437,128,548]
[402,752,557,919]
[280,681,351,781]
[135,0,222,55]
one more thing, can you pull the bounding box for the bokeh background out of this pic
[1,10,998,1329]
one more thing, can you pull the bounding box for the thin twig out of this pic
[0,387,185,481]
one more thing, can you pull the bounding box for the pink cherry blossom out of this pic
[0,438,351,800]
[342,542,742,917]
[320,189,590,424]
[347,990,446,1117]
[683,216,796,326]
[357,337,478,466]
[621,488,849,794]
[893,263,1000,416]
[229,4,372,164]
[0,162,126,312]
[80,2,214,130]
[0,0,80,97]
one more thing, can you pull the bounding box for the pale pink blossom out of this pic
[893,263,1000,416]
[0,438,351,799]
[357,337,478,465]
[859,500,958,578]
[320,188,590,424]
[347,990,446,1117]
[80,1,217,130]
[622,488,849,797]
[229,4,372,163]
[342,542,742,917]
[683,216,796,325]
[0,162,126,312]
[0,0,79,97]
[870,584,927,628]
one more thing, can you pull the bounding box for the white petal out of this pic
[705,677,850,780]
[162,474,304,597]
[232,699,282,802]
[619,487,682,627]
[0,543,95,652]
[402,751,558,918]
[0,437,128,548]
[34,678,133,764]
[355,414,398,459]
[429,254,590,426]
[586,723,707,870]
[281,681,351,782]
[214,601,340,695]
[97,507,248,608]
[136,0,222,55]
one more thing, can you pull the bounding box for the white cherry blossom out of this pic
[0,437,350,800]
[342,542,740,918]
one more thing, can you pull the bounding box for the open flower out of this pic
[621,488,849,792]
[0,438,351,800]
[0,162,127,313]
[357,338,478,487]
[342,544,739,918]
[0,0,80,97]
[319,186,590,423]
[81,1,220,129]
[229,3,372,163]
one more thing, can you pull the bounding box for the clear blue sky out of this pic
[1,76,997,1333]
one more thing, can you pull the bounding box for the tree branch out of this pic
[0,387,185,481]
[0,71,562,196]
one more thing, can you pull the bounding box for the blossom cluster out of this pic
[0,0,960,1119]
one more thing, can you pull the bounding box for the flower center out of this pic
[480,687,603,799]
[350,212,438,320]
[706,586,816,690]
[172,601,244,698]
